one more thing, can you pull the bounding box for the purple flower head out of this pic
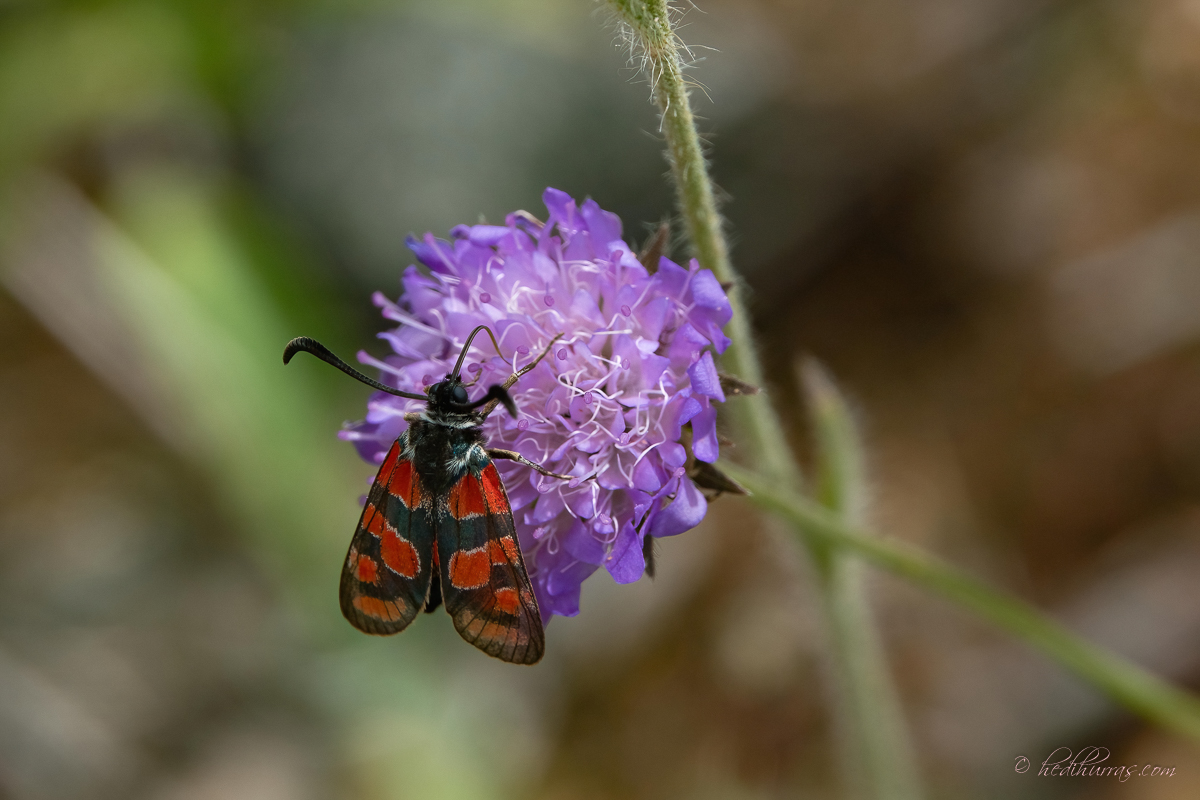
[339,188,732,623]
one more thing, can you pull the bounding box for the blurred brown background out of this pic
[3,0,1200,798]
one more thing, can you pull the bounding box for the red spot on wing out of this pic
[378,443,399,480]
[488,535,520,565]
[480,620,511,642]
[380,526,420,578]
[467,617,522,645]
[448,547,490,589]
[493,586,520,615]
[447,474,487,519]
[353,554,380,584]
[363,503,385,537]
[459,613,528,647]
[480,464,510,513]
[353,595,406,621]
[388,458,422,508]
[487,540,506,564]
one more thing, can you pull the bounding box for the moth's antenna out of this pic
[452,325,503,379]
[283,337,428,400]
[457,384,517,416]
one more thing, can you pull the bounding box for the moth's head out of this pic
[427,375,469,408]
[427,373,517,417]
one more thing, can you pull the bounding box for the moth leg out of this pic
[424,570,442,613]
[478,334,565,418]
[487,448,573,480]
[500,333,564,391]
[642,532,657,579]
[403,411,422,423]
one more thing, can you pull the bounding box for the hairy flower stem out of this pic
[603,0,1200,772]
[607,0,793,483]
[803,361,923,800]
[606,2,921,798]
[720,461,1200,744]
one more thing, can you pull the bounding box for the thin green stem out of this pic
[605,0,1200,774]
[721,462,1200,744]
[803,362,923,800]
[606,3,922,797]
[607,0,793,482]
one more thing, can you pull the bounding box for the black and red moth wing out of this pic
[340,435,435,635]
[436,462,545,664]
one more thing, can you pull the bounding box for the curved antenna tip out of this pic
[281,336,428,401]
[283,336,313,365]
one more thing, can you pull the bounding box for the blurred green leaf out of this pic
[801,359,924,800]
[723,461,1200,745]
[0,4,191,178]
[96,165,364,618]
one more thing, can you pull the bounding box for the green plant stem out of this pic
[607,3,922,797]
[607,0,793,482]
[803,362,923,800]
[721,462,1200,744]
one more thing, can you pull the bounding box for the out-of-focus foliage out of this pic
[4,1,1200,799]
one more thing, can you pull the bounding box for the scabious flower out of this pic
[339,188,732,623]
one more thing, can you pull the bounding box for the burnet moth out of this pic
[283,326,569,664]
